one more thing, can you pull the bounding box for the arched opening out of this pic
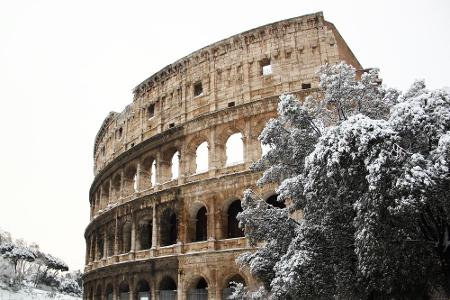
[136,279,151,300]
[121,221,132,253]
[195,207,208,242]
[223,274,246,299]
[226,133,244,166]
[101,182,110,207]
[137,219,152,250]
[159,276,177,300]
[124,165,138,195]
[94,285,102,300]
[171,151,180,180]
[112,173,121,200]
[227,200,244,238]
[160,209,177,246]
[266,194,285,209]
[195,142,209,173]
[96,234,104,260]
[105,284,113,300]
[119,281,130,300]
[188,277,208,300]
[151,160,157,186]
[106,229,114,257]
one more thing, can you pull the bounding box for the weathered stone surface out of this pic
[84,12,361,300]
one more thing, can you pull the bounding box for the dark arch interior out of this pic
[266,194,285,209]
[195,207,208,242]
[227,200,244,238]
[95,285,102,296]
[119,282,129,293]
[106,284,113,294]
[136,280,150,292]
[138,219,152,250]
[160,276,177,290]
[122,221,132,253]
[161,209,177,246]
[196,278,208,289]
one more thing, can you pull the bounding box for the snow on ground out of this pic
[0,285,81,300]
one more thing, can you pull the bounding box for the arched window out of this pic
[160,209,177,246]
[151,160,157,186]
[171,151,180,180]
[195,142,209,173]
[137,219,152,250]
[124,165,138,195]
[227,200,244,238]
[188,277,208,300]
[266,194,285,209]
[105,284,113,300]
[195,207,208,242]
[223,274,246,299]
[96,234,104,260]
[112,173,121,199]
[95,285,102,300]
[106,229,114,257]
[122,221,132,253]
[119,281,130,300]
[136,280,151,300]
[226,133,244,165]
[133,173,138,192]
[159,276,177,300]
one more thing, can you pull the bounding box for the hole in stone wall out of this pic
[195,142,209,173]
[195,207,208,242]
[147,104,155,119]
[227,200,244,238]
[260,58,272,76]
[169,123,175,128]
[302,83,311,89]
[228,101,235,107]
[171,151,180,180]
[193,81,203,97]
[226,133,244,165]
[151,160,156,186]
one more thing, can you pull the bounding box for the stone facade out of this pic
[84,12,362,300]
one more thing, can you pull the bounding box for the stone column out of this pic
[103,229,108,259]
[135,161,141,192]
[114,215,119,256]
[131,215,136,253]
[109,178,113,205]
[208,129,216,173]
[152,203,158,249]
[119,168,125,199]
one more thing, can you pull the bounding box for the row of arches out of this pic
[86,274,246,300]
[91,124,273,217]
[87,199,246,264]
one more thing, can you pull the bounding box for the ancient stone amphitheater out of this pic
[83,12,361,300]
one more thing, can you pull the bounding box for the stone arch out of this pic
[265,193,285,209]
[188,201,209,242]
[101,181,110,208]
[94,284,102,300]
[135,279,151,300]
[137,215,153,250]
[225,132,244,166]
[186,134,210,175]
[159,276,177,299]
[142,155,156,188]
[105,283,114,300]
[111,172,122,201]
[216,121,246,167]
[119,281,130,300]
[222,274,246,299]
[105,223,115,257]
[186,275,209,300]
[160,146,181,182]
[120,219,132,253]
[160,208,177,246]
[124,163,138,195]
[226,199,244,238]
[96,231,104,260]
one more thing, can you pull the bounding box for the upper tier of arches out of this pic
[92,11,361,175]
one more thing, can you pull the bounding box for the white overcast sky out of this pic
[0,0,449,271]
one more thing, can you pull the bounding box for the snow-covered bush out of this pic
[238,63,450,299]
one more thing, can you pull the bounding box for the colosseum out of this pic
[83,11,362,300]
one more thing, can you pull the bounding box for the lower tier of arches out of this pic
[83,251,256,300]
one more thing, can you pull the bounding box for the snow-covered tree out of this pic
[238,62,450,299]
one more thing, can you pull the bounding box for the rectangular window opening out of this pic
[261,58,272,76]
[302,83,311,89]
[228,102,235,107]
[169,123,175,128]
[194,81,203,97]
[147,104,155,119]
